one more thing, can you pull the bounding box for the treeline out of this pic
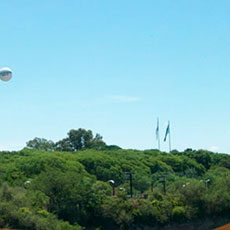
[26,128,120,152]
[0,143,230,229]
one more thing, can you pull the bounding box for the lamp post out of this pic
[108,180,115,196]
[125,172,134,198]
[24,180,31,189]
[205,179,210,189]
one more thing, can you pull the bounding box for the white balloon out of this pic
[0,67,12,82]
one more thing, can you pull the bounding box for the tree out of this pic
[26,129,106,152]
[31,169,95,225]
[57,129,106,151]
[188,150,213,170]
[103,145,122,150]
[68,129,94,150]
[90,133,106,150]
[55,138,72,151]
[26,138,55,151]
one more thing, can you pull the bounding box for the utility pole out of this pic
[125,172,134,198]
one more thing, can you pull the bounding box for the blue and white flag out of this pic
[156,118,160,140]
[164,122,170,142]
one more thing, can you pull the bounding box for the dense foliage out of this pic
[0,146,230,229]
[26,128,107,151]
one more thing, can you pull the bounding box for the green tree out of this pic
[56,129,106,151]
[90,133,106,149]
[55,138,72,151]
[26,138,55,151]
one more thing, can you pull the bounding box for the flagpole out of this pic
[158,118,160,151]
[158,134,161,151]
[168,121,171,152]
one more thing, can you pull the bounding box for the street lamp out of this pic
[0,67,13,82]
[205,179,210,189]
[24,180,31,188]
[119,187,125,192]
[200,179,210,189]
[108,180,115,196]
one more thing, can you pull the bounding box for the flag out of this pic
[164,122,170,142]
[156,118,159,140]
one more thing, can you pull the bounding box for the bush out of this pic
[172,206,186,221]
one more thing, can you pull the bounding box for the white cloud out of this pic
[209,146,219,152]
[109,95,141,103]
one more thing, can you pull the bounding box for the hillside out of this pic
[0,148,229,229]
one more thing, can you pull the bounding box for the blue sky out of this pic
[1,0,230,152]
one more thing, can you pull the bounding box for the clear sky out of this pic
[1,0,230,153]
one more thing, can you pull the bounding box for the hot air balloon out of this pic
[0,67,12,82]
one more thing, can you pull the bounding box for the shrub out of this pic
[172,206,185,221]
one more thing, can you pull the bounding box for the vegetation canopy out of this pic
[0,129,229,229]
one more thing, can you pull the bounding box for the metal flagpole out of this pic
[158,134,161,151]
[157,118,160,151]
[168,121,171,152]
